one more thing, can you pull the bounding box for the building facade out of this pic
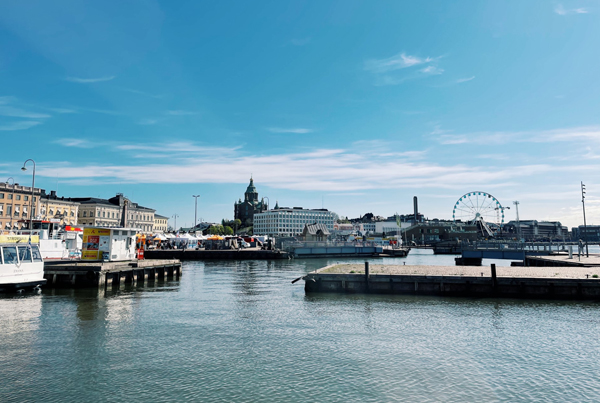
[234,178,267,227]
[0,182,43,231]
[40,191,80,226]
[503,220,567,240]
[154,214,169,233]
[73,194,155,233]
[253,207,336,237]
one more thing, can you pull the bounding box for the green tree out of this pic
[224,226,234,235]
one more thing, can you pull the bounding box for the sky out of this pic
[0,0,599,229]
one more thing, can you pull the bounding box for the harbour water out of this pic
[2,249,600,402]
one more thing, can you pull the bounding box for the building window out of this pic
[8,194,12,200]
[0,193,3,199]
[83,211,87,217]
[24,196,29,201]
[16,195,21,201]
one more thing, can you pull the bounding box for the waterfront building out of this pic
[153,214,169,233]
[234,178,268,227]
[403,221,478,244]
[0,182,42,230]
[503,220,567,241]
[301,223,330,242]
[253,207,336,237]
[40,190,80,226]
[72,194,155,233]
[572,225,600,243]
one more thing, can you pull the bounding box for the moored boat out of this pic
[0,235,46,291]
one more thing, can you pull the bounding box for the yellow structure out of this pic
[153,214,169,232]
[82,227,111,260]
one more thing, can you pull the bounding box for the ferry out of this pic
[0,235,46,291]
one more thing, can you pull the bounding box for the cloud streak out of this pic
[0,121,42,131]
[435,126,600,145]
[554,4,589,15]
[65,76,116,83]
[364,53,435,73]
[456,76,475,83]
[267,127,313,134]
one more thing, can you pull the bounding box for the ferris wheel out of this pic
[452,191,504,225]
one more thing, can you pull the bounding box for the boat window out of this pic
[2,246,18,264]
[18,246,32,263]
[31,246,43,262]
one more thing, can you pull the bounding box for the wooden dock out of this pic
[301,262,600,300]
[525,253,600,267]
[44,259,182,289]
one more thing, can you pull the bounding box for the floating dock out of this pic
[44,259,181,289]
[301,263,600,300]
[144,249,288,260]
[524,254,600,267]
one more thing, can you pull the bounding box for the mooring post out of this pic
[491,263,497,290]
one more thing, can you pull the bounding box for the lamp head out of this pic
[21,166,27,171]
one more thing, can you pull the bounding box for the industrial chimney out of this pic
[413,196,418,225]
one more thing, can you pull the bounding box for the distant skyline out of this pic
[1,1,599,229]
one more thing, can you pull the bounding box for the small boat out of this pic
[0,236,46,292]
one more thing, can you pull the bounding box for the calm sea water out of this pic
[1,249,600,402]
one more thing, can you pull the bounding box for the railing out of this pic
[463,241,576,252]
[281,240,380,252]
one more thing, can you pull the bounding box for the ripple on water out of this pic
[1,259,600,402]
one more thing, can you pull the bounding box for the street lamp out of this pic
[582,181,589,257]
[192,195,200,228]
[21,159,35,235]
[5,178,17,232]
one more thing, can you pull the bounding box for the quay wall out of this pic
[145,249,288,260]
[304,272,600,300]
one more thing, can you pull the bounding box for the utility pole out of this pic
[192,195,200,228]
[582,182,589,257]
[513,201,521,241]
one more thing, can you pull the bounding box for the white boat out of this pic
[0,237,46,291]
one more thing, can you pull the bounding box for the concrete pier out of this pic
[302,263,600,300]
[44,259,182,289]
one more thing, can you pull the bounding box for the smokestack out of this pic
[413,196,418,225]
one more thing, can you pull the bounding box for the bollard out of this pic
[568,246,573,259]
[365,262,369,291]
[491,263,497,290]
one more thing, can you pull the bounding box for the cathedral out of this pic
[234,178,268,227]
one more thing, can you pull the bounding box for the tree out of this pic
[223,226,234,235]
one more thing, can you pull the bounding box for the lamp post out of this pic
[172,214,179,232]
[5,178,16,231]
[582,181,589,257]
[21,159,35,235]
[192,195,200,228]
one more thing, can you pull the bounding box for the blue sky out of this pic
[1,0,599,229]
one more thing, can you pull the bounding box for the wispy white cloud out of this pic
[0,121,41,131]
[46,107,77,114]
[434,126,600,145]
[554,4,589,15]
[456,76,475,83]
[65,76,116,83]
[267,127,313,134]
[0,105,51,119]
[420,66,444,75]
[365,52,444,86]
[364,53,435,73]
[55,138,96,148]
[166,110,198,116]
[120,88,163,99]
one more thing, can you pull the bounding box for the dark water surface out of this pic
[2,251,600,402]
